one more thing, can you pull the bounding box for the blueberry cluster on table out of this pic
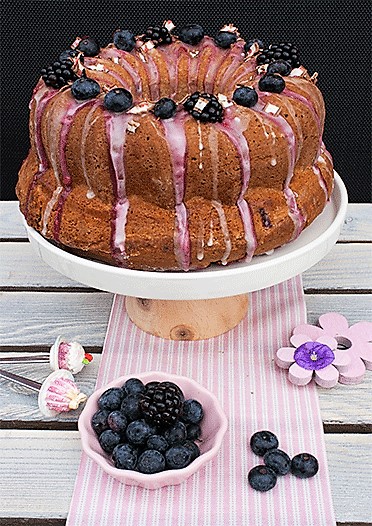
[248,430,319,492]
[91,378,204,474]
[40,21,303,123]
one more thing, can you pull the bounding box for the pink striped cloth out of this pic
[67,276,336,526]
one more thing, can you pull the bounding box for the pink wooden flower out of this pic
[293,313,372,385]
[276,332,350,388]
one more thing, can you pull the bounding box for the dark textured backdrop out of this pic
[1,0,371,202]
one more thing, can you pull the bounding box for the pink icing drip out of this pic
[84,57,130,88]
[157,42,190,98]
[226,57,257,91]
[161,112,191,271]
[46,378,77,412]
[217,107,257,262]
[313,165,328,200]
[217,41,246,93]
[203,40,231,92]
[140,50,160,100]
[106,112,133,263]
[99,48,143,97]
[256,97,306,239]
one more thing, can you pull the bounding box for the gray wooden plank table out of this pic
[0,201,371,526]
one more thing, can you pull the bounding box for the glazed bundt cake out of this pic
[16,21,334,271]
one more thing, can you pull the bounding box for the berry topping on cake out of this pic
[77,36,100,57]
[291,453,319,478]
[248,465,277,491]
[113,29,136,52]
[41,59,78,89]
[104,88,133,112]
[137,449,166,474]
[184,92,224,123]
[250,430,279,456]
[267,59,292,76]
[58,49,80,63]
[153,97,177,119]
[144,25,172,46]
[257,43,300,68]
[244,38,264,53]
[71,75,100,100]
[178,24,205,45]
[214,31,237,48]
[140,381,183,426]
[263,449,291,475]
[232,86,258,108]
[181,399,204,424]
[258,74,286,93]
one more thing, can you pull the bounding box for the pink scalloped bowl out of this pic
[78,371,228,489]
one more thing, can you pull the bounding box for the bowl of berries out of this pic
[78,371,228,489]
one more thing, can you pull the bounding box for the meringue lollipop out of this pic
[0,335,93,374]
[0,368,87,416]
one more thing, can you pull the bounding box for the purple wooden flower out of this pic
[293,342,335,371]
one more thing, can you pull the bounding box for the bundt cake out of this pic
[16,21,334,271]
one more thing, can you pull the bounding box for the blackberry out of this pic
[41,58,77,89]
[59,49,80,63]
[257,43,300,68]
[140,381,183,427]
[113,29,136,52]
[214,31,237,48]
[144,25,172,47]
[178,24,205,46]
[77,36,100,57]
[184,92,224,123]
[258,74,286,94]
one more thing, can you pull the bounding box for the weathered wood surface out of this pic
[0,353,371,429]
[1,241,372,291]
[2,201,371,242]
[1,292,370,348]
[0,430,370,523]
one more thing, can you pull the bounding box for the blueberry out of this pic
[107,410,128,434]
[104,88,133,113]
[181,399,203,424]
[126,419,152,446]
[121,394,142,420]
[113,29,136,52]
[250,431,279,456]
[164,421,187,445]
[91,409,110,435]
[248,465,277,491]
[97,387,124,411]
[112,443,138,470]
[182,440,200,461]
[71,77,100,101]
[77,37,100,57]
[137,450,166,474]
[263,449,291,475]
[153,97,177,119]
[291,453,319,478]
[232,86,258,108]
[267,59,292,76]
[178,24,205,46]
[165,444,193,469]
[244,39,264,53]
[214,31,237,49]
[98,429,122,454]
[59,49,79,63]
[258,74,286,94]
[123,377,145,396]
[186,423,201,441]
[146,434,169,453]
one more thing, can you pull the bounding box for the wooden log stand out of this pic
[125,294,249,340]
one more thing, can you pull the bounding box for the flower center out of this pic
[293,341,335,371]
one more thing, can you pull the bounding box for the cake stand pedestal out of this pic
[26,173,347,340]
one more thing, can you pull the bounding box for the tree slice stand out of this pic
[26,173,347,340]
[125,294,248,340]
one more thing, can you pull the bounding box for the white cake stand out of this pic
[26,172,347,340]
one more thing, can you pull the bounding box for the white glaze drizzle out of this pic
[197,121,204,170]
[32,84,55,171]
[81,101,101,199]
[211,200,231,265]
[99,48,143,97]
[313,164,328,200]
[42,186,62,236]
[196,220,205,261]
[208,126,219,199]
